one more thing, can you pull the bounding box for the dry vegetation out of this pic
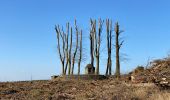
[0,78,169,100]
[129,56,170,88]
[0,57,170,100]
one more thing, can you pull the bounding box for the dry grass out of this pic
[148,92,170,100]
[0,78,169,100]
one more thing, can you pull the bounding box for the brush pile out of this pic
[130,57,170,89]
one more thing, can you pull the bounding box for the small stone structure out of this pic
[51,64,108,80]
[85,64,95,74]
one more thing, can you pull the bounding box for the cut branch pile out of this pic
[130,57,170,89]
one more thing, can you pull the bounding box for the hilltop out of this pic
[0,57,170,100]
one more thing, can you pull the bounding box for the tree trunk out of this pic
[115,46,120,77]
[115,22,123,78]
[109,57,112,75]
[115,32,120,77]
[71,58,75,75]
[62,62,65,75]
[64,23,69,74]
[78,30,82,75]
[95,19,102,75]
[96,55,99,74]
[105,19,112,75]
[109,21,112,75]
[90,34,94,67]
[68,27,72,75]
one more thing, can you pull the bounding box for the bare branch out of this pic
[119,40,124,49]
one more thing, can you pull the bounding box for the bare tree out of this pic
[56,19,124,76]
[64,23,70,74]
[55,25,66,75]
[68,27,73,75]
[55,22,77,75]
[91,19,103,75]
[90,19,95,68]
[115,22,124,78]
[78,30,82,75]
[71,20,79,75]
[105,19,112,75]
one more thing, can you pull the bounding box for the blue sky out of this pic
[0,0,170,81]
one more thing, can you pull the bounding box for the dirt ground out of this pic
[0,78,170,100]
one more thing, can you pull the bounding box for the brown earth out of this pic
[1,57,170,100]
[0,78,170,100]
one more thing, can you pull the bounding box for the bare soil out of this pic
[0,78,169,100]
